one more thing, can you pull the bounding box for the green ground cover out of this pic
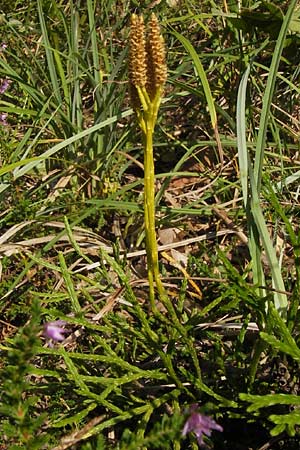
[1,1,300,448]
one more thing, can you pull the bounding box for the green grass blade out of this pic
[236,64,251,208]
[276,168,300,190]
[52,33,70,115]
[254,0,298,192]
[37,0,62,105]
[236,64,265,292]
[172,29,224,163]
[58,252,81,313]
[70,5,82,130]
[249,170,287,315]
[87,0,101,89]
[0,157,45,177]
[172,30,216,129]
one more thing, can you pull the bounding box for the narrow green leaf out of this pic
[58,252,81,313]
[249,170,287,315]
[236,64,251,208]
[172,30,217,129]
[254,0,298,192]
[37,0,62,105]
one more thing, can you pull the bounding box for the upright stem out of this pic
[143,123,156,310]
[143,116,166,311]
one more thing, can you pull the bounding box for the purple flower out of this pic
[43,320,68,342]
[0,113,8,126]
[0,78,11,126]
[182,404,223,447]
[0,43,7,51]
[0,78,11,94]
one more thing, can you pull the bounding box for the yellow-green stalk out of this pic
[129,13,167,310]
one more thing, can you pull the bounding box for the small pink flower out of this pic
[43,320,67,342]
[182,404,223,447]
[0,78,11,94]
[0,113,8,126]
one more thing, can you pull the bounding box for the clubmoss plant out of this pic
[129,13,167,310]
[0,300,48,449]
